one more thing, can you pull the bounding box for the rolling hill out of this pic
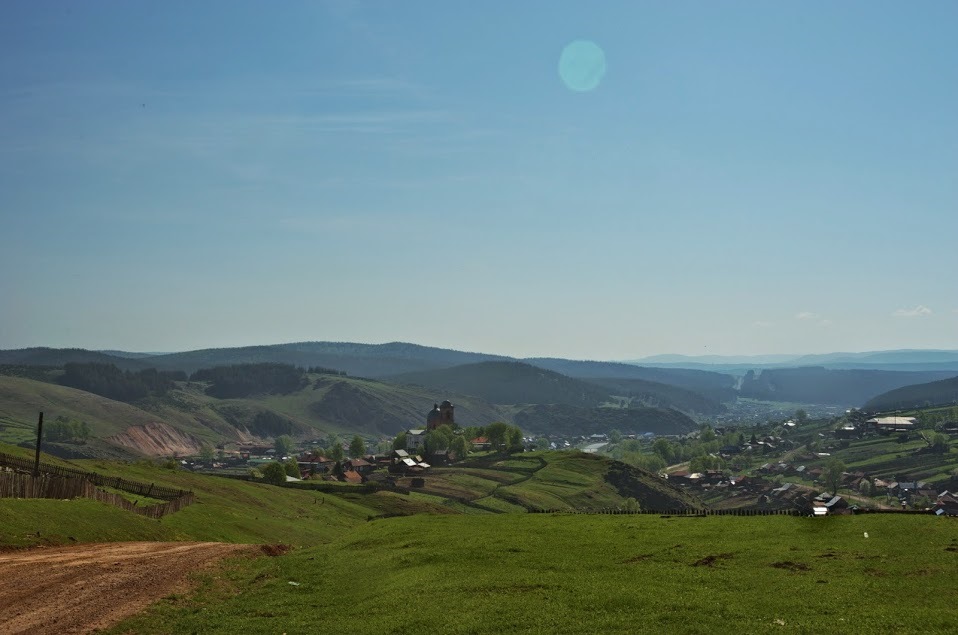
[738,367,958,406]
[513,403,698,436]
[390,361,613,407]
[137,341,512,376]
[862,375,958,412]
[524,358,738,402]
[0,348,149,371]
[582,377,726,415]
[0,369,508,457]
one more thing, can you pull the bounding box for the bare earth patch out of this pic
[0,541,256,634]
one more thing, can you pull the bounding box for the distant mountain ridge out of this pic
[629,349,958,372]
[739,367,958,406]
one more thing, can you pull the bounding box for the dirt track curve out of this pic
[0,541,256,634]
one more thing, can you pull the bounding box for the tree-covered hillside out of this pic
[583,377,726,415]
[525,358,738,403]
[863,375,958,412]
[390,361,612,407]
[739,367,958,405]
[513,403,698,436]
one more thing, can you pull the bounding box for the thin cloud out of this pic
[893,305,933,317]
[753,321,773,328]
[795,311,819,320]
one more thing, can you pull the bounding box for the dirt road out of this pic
[0,541,256,634]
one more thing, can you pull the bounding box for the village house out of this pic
[812,493,849,516]
[406,429,426,451]
[866,416,917,434]
[471,436,492,451]
[342,470,363,484]
[343,458,374,476]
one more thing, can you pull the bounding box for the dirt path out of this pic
[0,541,257,634]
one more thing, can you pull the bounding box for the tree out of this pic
[274,434,294,458]
[284,459,301,479]
[392,432,408,451]
[931,433,950,454]
[261,461,288,486]
[450,435,469,459]
[349,435,366,458]
[621,497,641,512]
[608,429,622,444]
[486,422,509,450]
[328,443,344,462]
[535,437,550,451]
[795,409,808,424]
[422,429,449,456]
[699,426,716,443]
[652,438,674,463]
[823,458,846,495]
[506,426,523,453]
[199,444,214,465]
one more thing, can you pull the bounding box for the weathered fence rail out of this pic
[0,470,195,519]
[0,451,190,500]
[530,507,804,516]
[530,506,939,516]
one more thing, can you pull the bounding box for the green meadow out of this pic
[4,442,958,633]
[110,513,958,635]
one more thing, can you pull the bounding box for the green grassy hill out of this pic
[390,361,612,407]
[0,446,695,549]
[111,513,958,634]
[0,371,507,456]
[5,441,957,633]
[862,375,958,412]
[397,452,701,512]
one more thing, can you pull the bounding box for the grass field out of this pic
[402,452,699,513]
[109,513,958,634]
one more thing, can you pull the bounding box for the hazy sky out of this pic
[2,1,957,359]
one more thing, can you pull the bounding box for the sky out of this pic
[2,1,957,360]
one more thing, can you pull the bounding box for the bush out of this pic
[261,462,288,486]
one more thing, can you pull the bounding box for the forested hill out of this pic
[139,342,511,376]
[581,377,726,415]
[0,348,149,371]
[863,376,958,412]
[389,361,612,407]
[739,367,958,406]
[524,358,737,403]
[514,404,698,436]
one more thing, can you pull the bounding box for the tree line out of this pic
[43,415,91,444]
[191,363,306,398]
[59,363,186,403]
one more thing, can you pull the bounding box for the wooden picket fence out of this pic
[0,451,194,518]
[0,452,189,500]
[0,470,194,519]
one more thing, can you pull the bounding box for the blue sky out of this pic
[2,1,956,359]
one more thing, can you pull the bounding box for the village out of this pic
[179,398,958,518]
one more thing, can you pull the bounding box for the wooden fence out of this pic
[0,470,195,519]
[0,451,190,500]
[532,507,804,516]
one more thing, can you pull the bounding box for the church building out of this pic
[426,400,455,430]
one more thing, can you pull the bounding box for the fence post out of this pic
[33,412,44,477]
